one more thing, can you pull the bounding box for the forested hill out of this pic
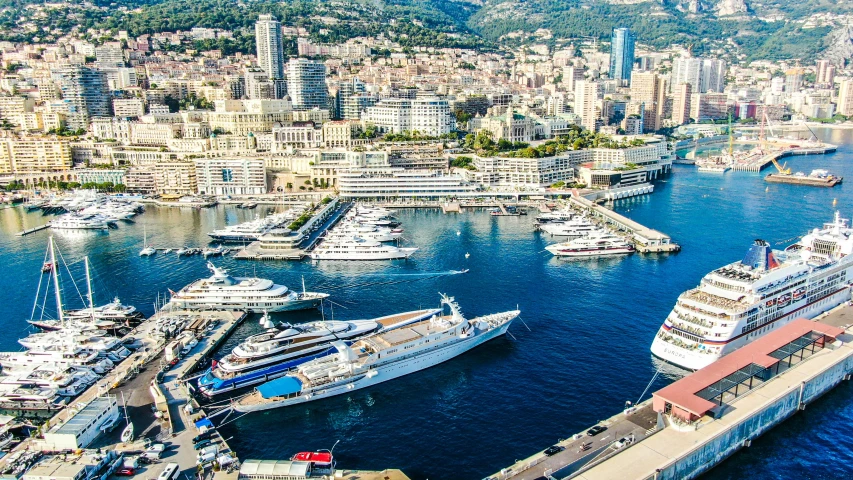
[0,0,851,61]
[466,0,853,61]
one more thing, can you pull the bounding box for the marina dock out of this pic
[731,144,838,172]
[15,224,49,236]
[567,196,680,254]
[235,199,351,260]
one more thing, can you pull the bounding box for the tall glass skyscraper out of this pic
[609,27,636,84]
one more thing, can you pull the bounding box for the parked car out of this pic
[586,425,607,436]
[116,468,135,476]
[613,436,633,449]
[192,431,213,444]
[543,445,565,456]
[193,439,213,451]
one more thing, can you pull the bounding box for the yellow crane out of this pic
[770,156,791,175]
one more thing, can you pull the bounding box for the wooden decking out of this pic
[376,309,439,328]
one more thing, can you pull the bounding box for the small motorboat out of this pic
[42,262,52,273]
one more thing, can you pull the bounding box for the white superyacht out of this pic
[234,294,518,413]
[168,262,328,312]
[197,308,441,395]
[310,237,417,260]
[651,212,853,370]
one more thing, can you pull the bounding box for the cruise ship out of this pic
[233,295,519,413]
[197,308,441,395]
[168,262,328,312]
[651,212,853,370]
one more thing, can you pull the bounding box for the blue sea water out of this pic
[0,128,852,479]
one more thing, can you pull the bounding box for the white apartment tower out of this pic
[838,80,853,117]
[574,80,600,132]
[255,15,285,80]
[287,58,328,111]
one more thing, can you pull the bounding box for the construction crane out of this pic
[759,105,790,175]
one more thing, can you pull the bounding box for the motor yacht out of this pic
[545,231,635,257]
[197,308,441,395]
[168,262,328,312]
[234,295,518,413]
[310,237,417,260]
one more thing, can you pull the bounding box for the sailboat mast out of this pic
[49,237,64,325]
[84,256,95,320]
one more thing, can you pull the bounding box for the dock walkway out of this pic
[235,201,351,260]
[568,196,680,253]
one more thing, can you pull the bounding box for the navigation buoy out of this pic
[465,252,470,259]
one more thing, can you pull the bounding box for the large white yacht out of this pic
[546,231,635,257]
[310,237,417,260]
[208,211,297,242]
[168,262,328,312]
[651,212,853,371]
[50,213,109,230]
[539,218,599,237]
[197,308,441,395]
[234,295,519,413]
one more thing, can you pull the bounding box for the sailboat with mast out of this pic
[139,227,156,256]
[28,254,142,332]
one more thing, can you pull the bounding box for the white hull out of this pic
[652,286,852,370]
[170,295,325,313]
[235,321,511,413]
[548,247,634,257]
[309,249,417,260]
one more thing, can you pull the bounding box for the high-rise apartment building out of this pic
[816,60,836,88]
[286,58,328,111]
[609,28,635,85]
[838,80,853,117]
[785,68,804,94]
[255,15,285,80]
[630,72,667,132]
[671,82,693,125]
[54,65,111,130]
[574,80,600,132]
[672,57,726,94]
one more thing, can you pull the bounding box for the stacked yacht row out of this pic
[537,210,635,257]
[310,205,418,260]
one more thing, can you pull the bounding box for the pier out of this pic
[235,199,351,261]
[731,144,838,172]
[490,310,853,480]
[567,196,680,253]
[16,223,49,236]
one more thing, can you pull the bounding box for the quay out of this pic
[765,173,843,187]
[731,143,837,172]
[235,199,350,261]
[489,309,853,480]
[16,223,49,236]
[567,196,680,254]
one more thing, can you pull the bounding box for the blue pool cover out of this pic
[257,376,303,399]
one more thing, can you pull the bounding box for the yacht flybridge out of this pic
[168,262,328,312]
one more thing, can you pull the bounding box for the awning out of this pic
[194,418,214,430]
[257,376,303,399]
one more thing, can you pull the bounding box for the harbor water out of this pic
[0,128,852,479]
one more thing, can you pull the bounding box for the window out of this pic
[221,168,234,182]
